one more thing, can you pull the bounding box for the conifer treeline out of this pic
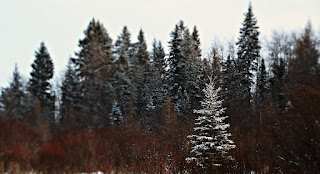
[0,4,319,173]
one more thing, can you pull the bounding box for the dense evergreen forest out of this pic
[0,4,319,173]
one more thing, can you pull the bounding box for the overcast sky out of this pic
[0,0,319,88]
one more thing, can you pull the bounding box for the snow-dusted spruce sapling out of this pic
[186,77,236,168]
[109,100,124,125]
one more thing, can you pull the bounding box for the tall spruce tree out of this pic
[132,29,153,122]
[166,21,192,117]
[236,3,261,107]
[109,26,132,120]
[184,27,203,112]
[150,40,166,112]
[75,19,113,79]
[73,19,113,127]
[166,23,183,92]
[30,42,55,128]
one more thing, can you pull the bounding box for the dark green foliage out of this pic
[109,100,124,125]
[30,43,54,103]
[115,26,131,72]
[221,43,237,107]
[73,18,113,127]
[269,58,287,108]
[236,3,261,106]
[136,29,150,66]
[75,19,113,78]
[151,39,166,76]
[106,26,133,124]
[191,26,202,59]
[1,65,30,119]
[148,40,167,123]
[131,29,152,121]
[29,42,55,128]
[166,21,194,117]
[60,59,82,128]
[191,26,205,105]
[255,58,267,106]
[166,24,183,92]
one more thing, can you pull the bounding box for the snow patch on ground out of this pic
[75,172,103,174]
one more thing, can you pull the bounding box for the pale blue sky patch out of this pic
[0,0,319,87]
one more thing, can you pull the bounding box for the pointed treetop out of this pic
[29,42,55,124]
[31,42,54,80]
[243,2,257,27]
[136,29,149,65]
[191,25,202,59]
[182,28,193,60]
[84,18,110,41]
[151,39,166,74]
[179,20,185,31]
[236,2,261,62]
[192,26,200,41]
[13,63,21,80]
[37,42,50,56]
[8,64,24,93]
[120,26,131,47]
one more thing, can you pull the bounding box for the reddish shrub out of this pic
[38,142,68,172]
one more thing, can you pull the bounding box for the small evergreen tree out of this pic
[1,64,27,119]
[60,59,82,128]
[186,77,235,169]
[109,100,124,126]
[152,40,166,77]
